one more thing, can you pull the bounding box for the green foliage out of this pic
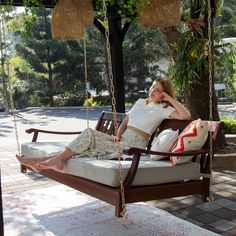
[168,30,207,91]
[214,0,236,102]
[21,0,45,34]
[11,9,107,107]
[27,93,42,107]
[214,42,236,101]
[215,5,236,38]
[83,97,99,107]
[93,95,111,106]
[124,24,170,94]
[54,93,86,107]
[215,0,224,16]
[93,0,147,22]
[11,79,30,109]
[222,119,236,134]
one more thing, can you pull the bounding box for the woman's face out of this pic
[148,81,164,103]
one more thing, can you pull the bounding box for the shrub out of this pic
[54,93,86,106]
[27,94,42,107]
[83,97,99,107]
[93,96,111,106]
[222,119,236,134]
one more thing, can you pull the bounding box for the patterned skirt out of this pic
[66,128,147,158]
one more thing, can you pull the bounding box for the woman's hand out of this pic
[160,91,190,119]
[159,92,172,103]
[113,135,120,143]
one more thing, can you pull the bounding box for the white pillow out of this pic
[150,129,179,160]
[170,119,209,166]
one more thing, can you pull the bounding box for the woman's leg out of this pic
[37,128,116,170]
[37,148,75,172]
[18,128,92,172]
[18,128,115,172]
[16,155,56,173]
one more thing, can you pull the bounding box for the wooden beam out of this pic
[0,0,56,8]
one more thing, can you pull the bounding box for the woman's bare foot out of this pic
[16,155,41,173]
[37,157,64,172]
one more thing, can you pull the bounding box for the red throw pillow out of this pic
[170,119,209,166]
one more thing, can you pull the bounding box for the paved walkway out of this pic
[1,107,236,235]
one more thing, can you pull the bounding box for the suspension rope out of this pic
[11,109,21,156]
[207,0,214,202]
[102,0,127,218]
[83,33,90,128]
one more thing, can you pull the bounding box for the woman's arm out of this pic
[115,115,129,141]
[160,92,191,120]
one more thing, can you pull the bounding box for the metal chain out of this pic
[83,33,90,128]
[102,0,127,218]
[207,0,214,202]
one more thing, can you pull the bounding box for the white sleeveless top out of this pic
[128,99,175,135]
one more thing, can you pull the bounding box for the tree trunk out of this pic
[160,27,180,60]
[0,17,11,112]
[184,71,219,121]
[185,71,225,147]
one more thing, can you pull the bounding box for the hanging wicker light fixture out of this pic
[138,0,181,28]
[51,0,94,40]
[82,0,94,27]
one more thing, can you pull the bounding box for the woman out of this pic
[17,77,190,172]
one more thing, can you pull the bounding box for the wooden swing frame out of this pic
[21,111,221,217]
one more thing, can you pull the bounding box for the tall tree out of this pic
[214,0,236,101]
[13,9,82,106]
[124,24,170,98]
[12,9,108,107]
[0,7,13,111]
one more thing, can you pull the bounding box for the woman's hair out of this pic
[154,77,176,99]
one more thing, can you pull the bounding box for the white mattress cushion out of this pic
[21,141,69,157]
[21,142,201,187]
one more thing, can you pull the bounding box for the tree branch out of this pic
[93,17,105,37]
[121,21,131,42]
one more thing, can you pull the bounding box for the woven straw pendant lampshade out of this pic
[139,0,181,28]
[51,0,94,40]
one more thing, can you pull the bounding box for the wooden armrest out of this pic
[26,128,81,142]
[123,147,214,187]
[26,128,82,135]
[124,147,210,157]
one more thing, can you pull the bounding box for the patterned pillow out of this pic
[150,129,179,160]
[170,119,209,166]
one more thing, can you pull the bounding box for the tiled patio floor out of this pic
[147,169,236,235]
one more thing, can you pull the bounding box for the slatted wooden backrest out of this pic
[146,119,192,150]
[159,119,192,132]
[95,113,221,151]
[95,111,126,135]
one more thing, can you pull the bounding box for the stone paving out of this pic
[1,107,236,236]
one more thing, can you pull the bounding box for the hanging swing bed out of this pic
[14,0,222,217]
